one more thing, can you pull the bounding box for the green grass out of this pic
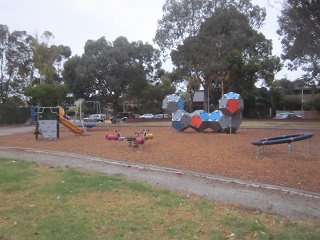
[0,157,319,239]
[124,119,320,130]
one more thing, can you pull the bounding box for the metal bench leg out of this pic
[288,143,292,159]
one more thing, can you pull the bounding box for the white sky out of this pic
[0,0,303,81]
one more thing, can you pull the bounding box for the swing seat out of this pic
[83,123,96,128]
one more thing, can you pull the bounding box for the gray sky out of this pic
[0,0,303,81]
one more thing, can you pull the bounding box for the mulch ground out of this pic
[0,125,319,193]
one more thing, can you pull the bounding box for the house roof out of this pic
[293,79,320,90]
[193,90,204,102]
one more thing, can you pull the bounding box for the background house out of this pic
[192,90,204,111]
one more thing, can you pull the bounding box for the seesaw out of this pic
[106,129,154,147]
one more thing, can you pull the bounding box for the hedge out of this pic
[0,105,30,125]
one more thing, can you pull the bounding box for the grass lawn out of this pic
[241,119,320,130]
[119,119,320,130]
[0,158,319,239]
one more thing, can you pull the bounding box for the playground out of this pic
[0,124,319,194]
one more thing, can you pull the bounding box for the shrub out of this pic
[278,96,302,111]
[304,95,320,110]
[0,105,30,125]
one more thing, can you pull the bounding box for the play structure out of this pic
[252,132,313,157]
[58,107,85,134]
[106,129,154,148]
[32,106,59,139]
[31,106,84,140]
[163,92,244,133]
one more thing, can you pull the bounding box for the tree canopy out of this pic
[24,83,68,107]
[169,5,281,111]
[154,0,283,112]
[0,25,71,106]
[63,36,162,115]
[154,0,266,54]
[0,25,34,102]
[32,31,71,84]
[277,0,320,84]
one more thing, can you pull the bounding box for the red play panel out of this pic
[191,115,202,127]
[226,99,240,113]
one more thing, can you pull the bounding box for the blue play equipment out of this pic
[163,92,244,133]
[252,133,313,157]
[31,106,60,140]
[252,133,313,146]
[83,123,96,128]
[172,110,191,132]
[209,110,223,121]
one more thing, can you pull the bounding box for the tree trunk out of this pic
[111,101,117,124]
[203,84,209,112]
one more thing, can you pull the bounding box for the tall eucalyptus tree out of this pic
[63,36,161,116]
[277,0,320,84]
[154,0,266,54]
[169,5,281,111]
[0,24,34,102]
[154,0,277,111]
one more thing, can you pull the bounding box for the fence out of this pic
[276,110,320,119]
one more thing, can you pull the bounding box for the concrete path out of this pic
[0,125,34,136]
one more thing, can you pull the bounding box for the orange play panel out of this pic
[226,99,240,114]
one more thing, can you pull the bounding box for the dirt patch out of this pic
[0,126,319,193]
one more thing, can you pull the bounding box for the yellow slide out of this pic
[59,107,85,134]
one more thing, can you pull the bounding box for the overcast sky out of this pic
[0,0,302,81]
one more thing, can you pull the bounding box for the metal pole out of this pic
[301,89,304,111]
[288,143,292,159]
[207,85,210,112]
[57,107,59,139]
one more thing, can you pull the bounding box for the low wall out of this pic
[126,118,171,123]
[276,110,320,119]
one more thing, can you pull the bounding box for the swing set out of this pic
[73,100,108,130]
